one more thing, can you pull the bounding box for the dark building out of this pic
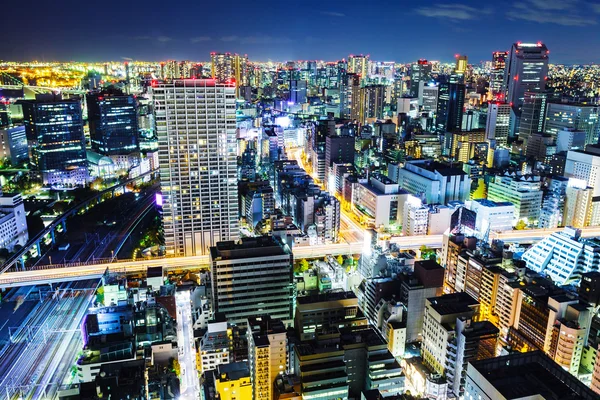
[436,83,465,133]
[20,97,87,184]
[87,89,139,156]
[410,59,432,97]
[325,135,355,188]
[465,351,597,400]
[580,272,600,307]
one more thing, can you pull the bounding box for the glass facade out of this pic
[87,94,139,155]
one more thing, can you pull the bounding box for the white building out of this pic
[521,227,600,285]
[352,174,408,228]
[487,175,543,226]
[198,315,231,374]
[153,79,239,256]
[486,102,511,148]
[565,148,600,197]
[402,195,429,236]
[469,199,515,233]
[397,159,471,205]
[0,193,28,251]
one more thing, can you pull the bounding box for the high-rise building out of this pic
[247,316,287,400]
[410,59,432,97]
[564,148,600,197]
[211,53,248,96]
[563,178,598,228]
[86,89,139,158]
[359,85,386,123]
[518,91,547,147]
[503,42,549,113]
[0,125,28,166]
[153,79,238,256]
[436,83,465,133]
[544,102,600,145]
[422,292,498,398]
[209,236,294,327]
[20,98,88,185]
[455,54,468,75]
[490,51,508,100]
[419,82,439,112]
[347,54,369,78]
[486,102,511,148]
[325,135,355,191]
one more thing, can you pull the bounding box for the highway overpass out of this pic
[2,226,600,289]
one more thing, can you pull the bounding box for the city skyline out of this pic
[3,0,600,64]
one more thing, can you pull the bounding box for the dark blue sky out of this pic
[3,0,600,64]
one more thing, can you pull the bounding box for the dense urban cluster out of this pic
[0,41,600,400]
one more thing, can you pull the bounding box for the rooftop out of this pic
[427,292,478,316]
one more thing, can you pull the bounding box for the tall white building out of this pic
[153,79,239,256]
[565,148,600,197]
[486,102,511,148]
[521,227,600,285]
[469,199,515,233]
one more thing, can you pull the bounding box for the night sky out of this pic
[3,0,600,64]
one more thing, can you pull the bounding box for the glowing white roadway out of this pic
[3,226,600,288]
[175,290,200,399]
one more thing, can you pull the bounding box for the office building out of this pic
[564,148,600,197]
[418,82,439,112]
[525,132,555,161]
[20,98,88,185]
[209,236,294,327]
[487,175,543,225]
[0,193,28,251]
[539,176,568,229]
[455,54,468,75]
[465,351,598,400]
[518,91,547,147]
[402,195,429,236]
[352,174,408,228]
[295,291,367,341]
[545,102,600,145]
[153,79,239,256]
[247,316,287,400]
[87,90,139,162]
[211,53,248,97]
[359,85,386,123]
[563,179,598,228]
[522,227,600,285]
[410,59,432,97]
[214,362,253,400]
[289,80,307,104]
[448,129,486,163]
[485,102,511,148]
[490,51,508,100]
[436,83,465,133]
[503,42,549,113]
[422,292,498,397]
[348,54,369,78]
[557,128,586,153]
[325,135,355,191]
[469,199,515,233]
[397,159,471,205]
[0,125,28,166]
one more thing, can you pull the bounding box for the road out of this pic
[175,290,200,398]
[2,225,595,288]
[0,280,97,399]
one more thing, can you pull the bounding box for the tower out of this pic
[153,79,239,256]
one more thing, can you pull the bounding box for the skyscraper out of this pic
[211,53,249,96]
[20,97,88,185]
[518,92,547,147]
[347,54,369,78]
[486,102,511,148]
[410,59,432,97]
[455,54,468,75]
[490,51,508,100]
[359,85,386,123]
[86,89,139,158]
[153,79,239,256]
[503,42,549,113]
[544,102,600,145]
[436,83,465,133]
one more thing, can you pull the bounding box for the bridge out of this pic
[1,169,158,273]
